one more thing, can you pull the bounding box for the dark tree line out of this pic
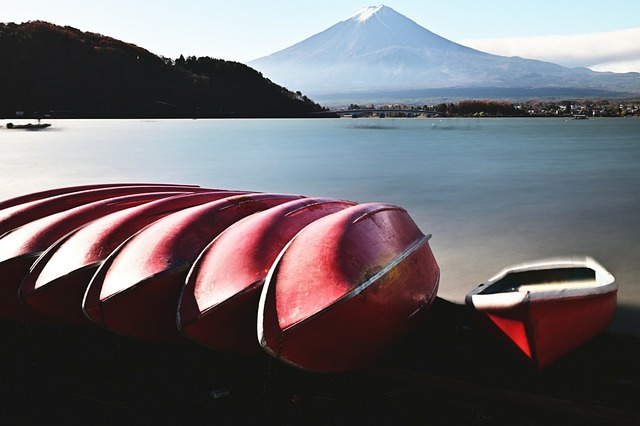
[433,100,526,116]
[0,21,324,118]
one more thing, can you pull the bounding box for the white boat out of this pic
[465,257,617,369]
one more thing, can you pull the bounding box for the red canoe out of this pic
[84,193,304,342]
[178,197,357,354]
[465,257,617,370]
[0,183,212,237]
[0,182,201,211]
[257,203,440,373]
[20,191,243,327]
[0,191,188,322]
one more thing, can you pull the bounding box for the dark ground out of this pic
[1,298,639,425]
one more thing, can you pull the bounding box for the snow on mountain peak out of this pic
[248,4,640,99]
[345,5,384,23]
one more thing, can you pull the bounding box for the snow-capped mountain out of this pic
[248,5,640,101]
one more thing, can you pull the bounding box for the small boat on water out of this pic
[6,121,51,130]
[465,257,617,369]
[178,197,356,354]
[258,203,440,373]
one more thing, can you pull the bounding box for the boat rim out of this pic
[465,256,617,309]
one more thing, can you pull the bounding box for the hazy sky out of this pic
[3,1,640,73]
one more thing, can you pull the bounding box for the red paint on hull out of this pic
[481,292,618,369]
[181,287,263,352]
[84,193,304,342]
[178,197,356,354]
[20,266,99,326]
[466,258,617,369]
[0,191,186,322]
[0,254,45,322]
[530,292,616,369]
[97,269,190,343]
[20,191,241,326]
[0,184,211,237]
[0,183,200,211]
[258,203,440,373]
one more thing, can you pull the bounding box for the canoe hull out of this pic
[0,183,200,211]
[91,268,189,342]
[0,184,210,237]
[0,254,45,322]
[466,257,617,369]
[181,287,264,354]
[263,242,439,372]
[179,197,356,354]
[20,191,241,327]
[20,265,99,326]
[0,191,188,322]
[84,193,304,342]
[258,203,440,373]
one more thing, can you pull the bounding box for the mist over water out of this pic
[2,117,639,333]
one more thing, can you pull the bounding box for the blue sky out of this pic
[4,1,640,72]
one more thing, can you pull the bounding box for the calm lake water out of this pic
[2,117,640,334]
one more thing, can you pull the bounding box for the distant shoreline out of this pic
[5,98,638,120]
[3,113,638,121]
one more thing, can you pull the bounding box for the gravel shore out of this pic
[1,298,639,425]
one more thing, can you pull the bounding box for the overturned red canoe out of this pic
[0,182,201,212]
[0,183,211,237]
[0,191,187,322]
[178,197,356,354]
[84,193,305,342]
[258,203,440,373]
[465,257,617,370]
[20,191,242,327]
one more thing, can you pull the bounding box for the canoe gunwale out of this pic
[466,257,617,310]
[27,191,247,291]
[0,182,203,211]
[25,260,103,296]
[21,227,86,292]
[183,277,266,322]
[92,262,192,305]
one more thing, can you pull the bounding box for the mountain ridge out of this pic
[248,5,640,102]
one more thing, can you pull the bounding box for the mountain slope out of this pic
[0,21,325,118]
[248,5,640,99]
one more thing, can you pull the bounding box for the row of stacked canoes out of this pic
[0,183,440,373]
[0,183,618,372]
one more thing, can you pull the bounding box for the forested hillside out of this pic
[0,21,325,118]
